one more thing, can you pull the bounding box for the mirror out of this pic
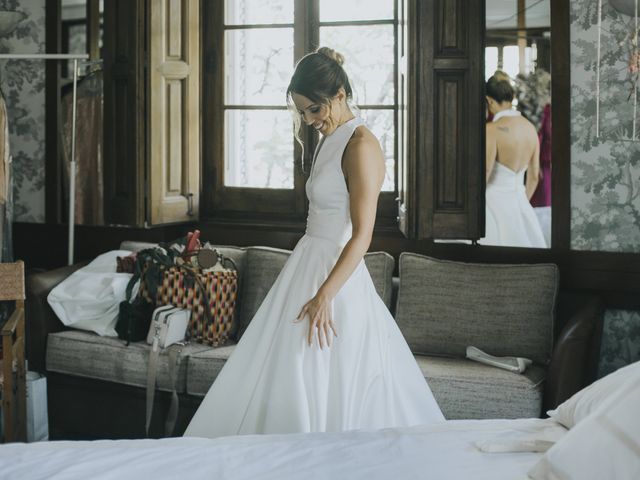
[483,0,551,248]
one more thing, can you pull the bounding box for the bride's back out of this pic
[490,115,538,173]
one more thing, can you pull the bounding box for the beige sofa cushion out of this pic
[363,252,394,309]
[416,355,546,419]
[186,344,237,396]
[47,331,545,420]
[236,247,291,338]
[237,247,395,338]
[395,254,558,364]
[187,344,544,420]
[46,330,211,393]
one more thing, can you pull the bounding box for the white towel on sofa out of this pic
[47,250,134,337]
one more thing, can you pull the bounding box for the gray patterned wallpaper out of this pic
[570,0,640,376]
[599,309,640,377]
[0,0,46,223]
[570,0,640,251]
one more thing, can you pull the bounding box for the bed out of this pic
[2,361,638,480]
[0,418,566,480]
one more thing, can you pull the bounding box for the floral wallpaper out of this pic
[570,0,640,252]
[570,0,640,375]
[598,309,640,377]
[0,0,46,223]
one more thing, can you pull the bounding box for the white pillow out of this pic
[529,375,640,480]
[47,250,134,337]
[547,360,640,429]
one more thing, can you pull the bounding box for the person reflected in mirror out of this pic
[485,70,511,123]
[481,74,547,248]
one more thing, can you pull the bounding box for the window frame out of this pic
[201,0,399,225]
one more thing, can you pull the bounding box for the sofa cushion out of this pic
[363,252,394,309]
[185,346,544,420]
[395,254,558,364]
[416,355,546,419]
[186,344,237,396]
[237,247,395,336]
[237,247,291,338]
[46,330,211,393]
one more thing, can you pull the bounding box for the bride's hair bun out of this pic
[317,47,345,67]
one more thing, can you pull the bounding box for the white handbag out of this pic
[145,305,190,436]
[146,305,190,350]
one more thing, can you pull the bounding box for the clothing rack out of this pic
[0,53,92,265]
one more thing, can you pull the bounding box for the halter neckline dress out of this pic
[481,109,547,248]
[184,116,444,438]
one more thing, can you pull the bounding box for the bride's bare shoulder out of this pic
[342,125,384,182]
[346,125,381,156]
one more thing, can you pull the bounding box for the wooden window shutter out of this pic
[397,0,413,237]
[103,0,146,226]
[400,0,485,239]
[147,0,200,225]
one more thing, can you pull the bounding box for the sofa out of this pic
[25,242,604,440]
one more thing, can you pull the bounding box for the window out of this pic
[485,41,537,80]
[203,0,398,222]
[224,1,294,189]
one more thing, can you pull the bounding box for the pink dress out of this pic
[530,104,551,208]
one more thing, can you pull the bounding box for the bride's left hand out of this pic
[295,293,338,349]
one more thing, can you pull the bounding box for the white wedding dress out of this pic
[480,110,547,248]
[481,162,547,248]
[184,117,444,439]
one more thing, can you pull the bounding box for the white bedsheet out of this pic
[0,418,566,480]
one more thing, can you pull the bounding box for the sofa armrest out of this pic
[543,292,605,412]
[25,262,88,373]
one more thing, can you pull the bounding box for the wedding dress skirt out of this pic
[184,117,444,439]
[481,162,547,248]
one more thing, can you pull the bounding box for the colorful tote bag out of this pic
[151,266,238,346]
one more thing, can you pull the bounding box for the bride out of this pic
[481,74,547,248]
[184,47,444,439]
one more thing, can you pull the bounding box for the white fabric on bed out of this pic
[530,375,640,480]
[0,419,566,480]
[47,250,133,337]
[547,360,640,429]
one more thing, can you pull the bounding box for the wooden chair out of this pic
[0,261,27,442]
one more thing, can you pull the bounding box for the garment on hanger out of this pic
[60,69,104,225]
[0,88,13,327]
[0,88,12,263]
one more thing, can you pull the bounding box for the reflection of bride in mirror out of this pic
[480,74,547,248]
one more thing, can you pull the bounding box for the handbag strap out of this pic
[145,343,182,437]
[164,344,182,436]
[145,344,160,436]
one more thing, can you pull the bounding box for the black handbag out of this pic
[116,297,155,345]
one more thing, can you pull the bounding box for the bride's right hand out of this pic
[294,293,338,349]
